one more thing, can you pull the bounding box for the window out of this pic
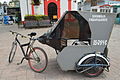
[108,9,111,13]
[100,9,102,12]
[62,13,79,39]
[113,7,117,13]
[61,11,91,43]
[103,9,105,13]
[4,6,6,13]
[32,0,40,5]
[92,9,97,12]
[106,9,108,13]
[116,13,120,18]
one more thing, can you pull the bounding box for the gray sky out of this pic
[0,0,11,4]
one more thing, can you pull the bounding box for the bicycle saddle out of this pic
[28,32,36,37]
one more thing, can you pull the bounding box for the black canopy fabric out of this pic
[39,11,91,51]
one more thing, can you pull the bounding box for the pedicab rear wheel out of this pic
[82,57,104,77]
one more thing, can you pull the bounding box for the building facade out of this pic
[79,0,105,11]
[90,0,120,13]
[0,4,7,15]
[91,4,113,13]
[20,0,80,21]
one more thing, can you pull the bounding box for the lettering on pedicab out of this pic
[89,15,108,22]
[93,40,107,45]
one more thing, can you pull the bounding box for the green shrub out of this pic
[24,15,49,21]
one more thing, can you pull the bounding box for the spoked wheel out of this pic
[8,41,17,63]
[28,47,48,73]
[82,57,104,77]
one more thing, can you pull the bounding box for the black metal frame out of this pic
[10,31,36,65]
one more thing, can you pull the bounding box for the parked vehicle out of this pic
[38,11,116,77]
[3,16,14,25]
[8,31,48,73]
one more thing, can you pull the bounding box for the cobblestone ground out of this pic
[0,24,120,80]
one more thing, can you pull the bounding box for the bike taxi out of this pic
[38,11,116,77]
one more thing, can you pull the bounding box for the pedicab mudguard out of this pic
[77,53,110,66]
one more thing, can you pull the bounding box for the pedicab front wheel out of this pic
[82,57,104,77]
[28,47,48,73]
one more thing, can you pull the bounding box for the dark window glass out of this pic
[113,7,117,13]
[62,13,80,39]
[116,13,120,18]
[61,11,91,43]
[33,0,40,5]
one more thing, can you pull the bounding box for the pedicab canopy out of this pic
[39,11,116,52]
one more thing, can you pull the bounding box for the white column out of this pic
[20,0,28,21]
[111,7,113,13]
[28,0,32,14]
[39,0,44,15]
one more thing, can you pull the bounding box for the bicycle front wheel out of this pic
[28,47,48,73]
[8,41,17,63]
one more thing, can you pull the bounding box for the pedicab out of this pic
[38,11,116,77]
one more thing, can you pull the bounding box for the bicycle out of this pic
[8,30,48,73]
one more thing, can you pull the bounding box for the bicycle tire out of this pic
[28,47,48,73]
[8,41,17,63]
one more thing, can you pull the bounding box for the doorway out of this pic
[48,2,58,21]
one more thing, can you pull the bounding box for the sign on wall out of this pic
[7,8,20,15]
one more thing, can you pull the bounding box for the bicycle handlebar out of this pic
[10,30,27,38]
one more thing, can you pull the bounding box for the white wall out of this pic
[34,0,44,15]
[71,0,78,11]
[28,0,32,15]
[60,0,68,16]
[20,0,45,21]
[117,8,120,13]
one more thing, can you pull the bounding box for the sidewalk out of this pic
[0,24,120,80]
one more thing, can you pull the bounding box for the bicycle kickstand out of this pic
[17,57,25,65]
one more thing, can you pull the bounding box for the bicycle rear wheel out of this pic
[8,41,17,63]
[28,47,48,73]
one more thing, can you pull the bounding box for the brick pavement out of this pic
[0,24,120,80]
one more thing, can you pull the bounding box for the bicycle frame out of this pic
[14,34,36,64]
